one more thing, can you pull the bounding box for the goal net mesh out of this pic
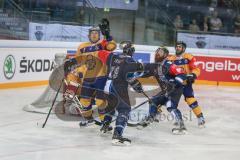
[22,53,66,114]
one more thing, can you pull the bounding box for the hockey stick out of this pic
[130,99,150,113]
[97,89,161,126]
[141,91,162,112]
[42,79,64,128]
[126,91,163,128]
[130,81,175,128]
[141,91,153,104]
[111,98,150,123]
[94,98,151,125]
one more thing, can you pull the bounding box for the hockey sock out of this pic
[115,113,128,136]
[149,104,157,117]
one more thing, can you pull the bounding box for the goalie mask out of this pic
[154,46,169,63]
[175,41,186,56]
[88,26,101,43]
[119,41,135,57]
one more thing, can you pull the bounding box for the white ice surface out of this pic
[0,85,240,160]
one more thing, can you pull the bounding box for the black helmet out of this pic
[176,41,187,48]
[119,41,135,57]
[175,41,186,55]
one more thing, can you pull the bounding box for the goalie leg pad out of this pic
[64,81,81,100]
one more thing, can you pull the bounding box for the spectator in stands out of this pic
[0,0,3,9]
[174,15,183,30]
[217,0,234,8]
[210,0,218,8]
[203,16,209,32]
[209,11,223,32]
[13,0,23,8]
[234,15,240,34]
[189,19,200,33]
[35,0,48,9]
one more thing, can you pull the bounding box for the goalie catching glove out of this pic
[64,58,78,74]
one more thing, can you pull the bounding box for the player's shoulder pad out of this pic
[163,59,173,68]
[112,52,119,56]
[79,42,91,49]
[182,53,194,60]
[164,60,173,65]
[166,55,176,61]
[98,50,112,64]
[106,41,117,51]
[126,56,136,63]
[106,42,117,51]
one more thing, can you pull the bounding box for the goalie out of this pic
[64,50,113,126]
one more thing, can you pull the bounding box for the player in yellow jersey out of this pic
[64,19,116,126]
[167,41,205,127]
[64,50,114,127]
[76,18,116,56]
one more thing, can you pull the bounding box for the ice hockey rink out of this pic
[0,84,240,160]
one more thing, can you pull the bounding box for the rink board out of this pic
[0,40,240,89]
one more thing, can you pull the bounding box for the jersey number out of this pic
[109,66,120,79]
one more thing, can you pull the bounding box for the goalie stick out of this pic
[42,79,64,128]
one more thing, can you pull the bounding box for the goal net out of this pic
[23,53,66,114]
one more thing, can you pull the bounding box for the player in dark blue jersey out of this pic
[142,46,188,134]
[101,41,144,145]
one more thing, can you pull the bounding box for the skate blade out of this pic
[79,124,88,128]
[79,122,95,128]
[111,139,131,146]
[172,129,188,135]
[136,121,151,130]
[173,122,180,127]
[136,124,150,130]
[198,124,206,129]
[100,130,113,136]
[136,125,144,130]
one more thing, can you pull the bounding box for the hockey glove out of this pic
[186,73,197,84]
[174,74,187,86]
[98,18,111,40]
[129,79,143,93]
[64,58,78,74]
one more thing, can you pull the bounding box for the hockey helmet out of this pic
[119,41,135,57]
[175,41,186,55]
[88,26,101,43]
[155,46,169,63]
